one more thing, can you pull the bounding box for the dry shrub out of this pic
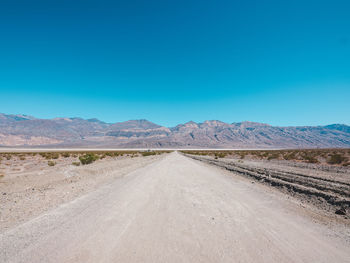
[61,152,70,158]
[183,149,350,166]
[267,153,279,160]
[72,162,80,166]
[142,152,156,157]
[327,154,346,165]
[48,161,56,166]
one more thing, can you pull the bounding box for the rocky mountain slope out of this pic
[0,113,349,148]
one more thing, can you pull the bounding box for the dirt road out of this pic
[1,152,349,262]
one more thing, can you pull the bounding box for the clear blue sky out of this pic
[0,0,349,127]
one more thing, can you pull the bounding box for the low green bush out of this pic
[141,152,156,156]
[79,153,99,165]
[72,162,80,166]
[51,153,59,159]
[48,161,56,166]
[267,153,279,160]
[328,154,346,165]
[61,152,70,158]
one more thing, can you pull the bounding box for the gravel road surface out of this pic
[1,152,349,262]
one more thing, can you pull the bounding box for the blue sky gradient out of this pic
[0,0,349,126]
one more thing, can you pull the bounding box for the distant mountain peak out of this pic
[235,121,271,127]
[325,124,350,133]
[202,120,227,126]
[53,117,73,122]
[0,113,36,121]
[87,118,105,123]
[0,113,349,148]
[109,119,161,130]
[183,121,198,126]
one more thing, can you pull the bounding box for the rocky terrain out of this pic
[0,113,349,148]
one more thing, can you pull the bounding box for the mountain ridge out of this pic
[0,113,349,148]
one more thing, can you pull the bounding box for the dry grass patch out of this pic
[182,149,350,166]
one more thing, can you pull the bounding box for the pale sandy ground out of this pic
[0,154,165,231]
[1,152,350,262]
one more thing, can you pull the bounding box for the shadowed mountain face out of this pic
[0,113,349,148]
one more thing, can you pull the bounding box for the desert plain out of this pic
[0,149,349,262]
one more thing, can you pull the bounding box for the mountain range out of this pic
[0,113,349,148]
